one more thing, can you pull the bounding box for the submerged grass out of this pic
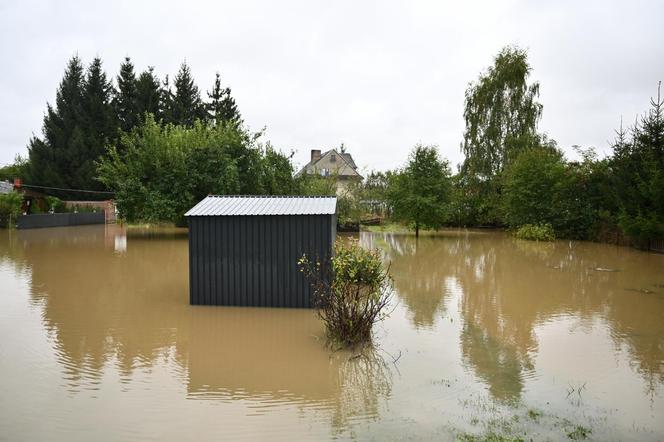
[454,393,597,442]
[362,222,415,233]
[514,223,556,241]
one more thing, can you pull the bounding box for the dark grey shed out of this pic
[185,195,337,308]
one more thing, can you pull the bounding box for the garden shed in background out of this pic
[185,195,337,308]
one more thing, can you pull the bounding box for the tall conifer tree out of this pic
[115,56,139,132]
[207,72,242,125]
[136,67,161,122]
[77,57,116,190]
[28,55,85,188]
[160,74,175,124]
[172,61,205,126]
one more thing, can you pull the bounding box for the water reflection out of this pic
[1,226,664,439]
[363,233,452,328]
[370,230,664,401]
[0,225,392,434]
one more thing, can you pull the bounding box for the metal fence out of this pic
[17,212,106,229]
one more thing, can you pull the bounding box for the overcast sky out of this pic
[1,0,662,174]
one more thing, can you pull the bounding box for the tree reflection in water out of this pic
[367,229,664,402]
[1,225,663,437]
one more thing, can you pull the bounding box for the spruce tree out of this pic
[206,72,242,125]
[28,55,86,188]
[136,67,161,122]
[160,74,175,124]
[612,82,664,245]
[115,56,139,132]
[78,57,116,190]
[172,61,205,126]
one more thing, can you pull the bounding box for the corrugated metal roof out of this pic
[185,195,337,216]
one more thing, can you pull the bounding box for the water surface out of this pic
[1,226,663,440]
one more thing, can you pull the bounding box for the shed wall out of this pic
[188,214,334,308]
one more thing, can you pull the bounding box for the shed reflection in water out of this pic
[0,225,391,436]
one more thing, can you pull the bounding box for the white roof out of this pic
[0,181,13,194]
[185,195,337,216]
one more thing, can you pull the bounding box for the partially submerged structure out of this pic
[185,195,337,308]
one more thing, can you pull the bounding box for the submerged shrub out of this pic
[299,240,393,347]
[514,223,555,241]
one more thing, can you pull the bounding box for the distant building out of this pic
[0,181,12,194]
[296,148,363,195]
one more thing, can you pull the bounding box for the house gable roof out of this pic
[297,149,362,179]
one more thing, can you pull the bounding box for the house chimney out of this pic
[311,149,321,163]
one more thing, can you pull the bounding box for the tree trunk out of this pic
[415,221,419,238]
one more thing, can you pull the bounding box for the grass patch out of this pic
[514,223,555,241]
[457,432,524,442]
[126,222,177,229]
[362,221,411,233]
[527,409,543,421]
[566,425,591,440]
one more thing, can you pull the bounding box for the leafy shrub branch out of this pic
[299,240,393,347]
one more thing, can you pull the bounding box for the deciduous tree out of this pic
[387,144,451,237]
[461,45,543,179]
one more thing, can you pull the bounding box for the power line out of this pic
[20,183,115,195]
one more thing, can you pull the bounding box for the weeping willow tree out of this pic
[459,46,545,225]
[461,46,543,179]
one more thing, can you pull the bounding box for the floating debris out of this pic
[625,288,656,295]
[593,267,620,272]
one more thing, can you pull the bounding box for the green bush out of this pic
[97,115,297,225]
[514,223,555,241]
[502,147,601,239]
[299,240,393,347]
[44,196,66,213]
[0,192,23,228]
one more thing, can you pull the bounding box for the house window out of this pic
[330,153,336,162]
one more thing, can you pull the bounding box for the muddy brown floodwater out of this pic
[1,225,663,440]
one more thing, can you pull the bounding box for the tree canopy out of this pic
[27,56,116,195]
[461,46,543,179]
[23,55,245,198]
[97,115,296,225]
[387,144,451,236]
[207,72,242,125]
[609,83,664,246]
[114,57,139,132]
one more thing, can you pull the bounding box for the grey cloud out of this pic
[1,0,662,172]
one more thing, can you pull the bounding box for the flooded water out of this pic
[1,225,663,440]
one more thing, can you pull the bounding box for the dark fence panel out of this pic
[189,214,333,308]
[17,212,106,229]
